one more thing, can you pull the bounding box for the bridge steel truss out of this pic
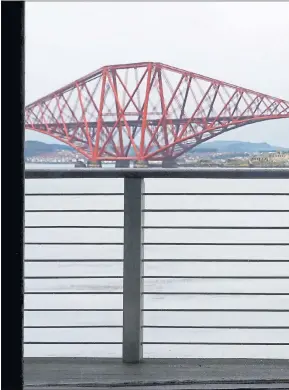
[25,62,289,161]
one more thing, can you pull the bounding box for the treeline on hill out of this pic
[24,141,73,157]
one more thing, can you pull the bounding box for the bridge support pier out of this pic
[162,158,179,168]
[87,160,102,168]
[115,160,130,168]
[134,160,149,168]
[74,160,87,168]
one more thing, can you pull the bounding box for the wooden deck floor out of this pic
[24,358,289,389]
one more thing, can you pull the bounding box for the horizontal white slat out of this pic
[25,211,289,228]
[25,195,123,211]
[24,228,289,244]
[24,328,122,343]
[25,244,123,260]
[143,295,289,310]
[25,212,123,227]
[145,195,289,210]
[24,311,122,327]
[144,278,289,293]
[25,294,123,310]
[25,195,289,212]
[25,212,289,227]
[144,311,289,327]
[25,277,288,294]
[24,344,122,357]
[25,278,123,293]
[144,229,289,244]
[25,262,123,277]
[25,178,124,194]
[144,178,289,194]
[145,212,289,227]
[143,328,289,343]
[144,245,289,260]
[143,345,289,359]
[25,178,289,195]
[25,228,123,243]
[144,262,289,277]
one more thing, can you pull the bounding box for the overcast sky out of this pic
[26,2,289,146]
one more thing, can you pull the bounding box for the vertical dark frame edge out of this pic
[1,2,25,389]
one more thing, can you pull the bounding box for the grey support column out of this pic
[122,177,144,363]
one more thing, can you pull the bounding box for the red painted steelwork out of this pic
[25,62,289,161]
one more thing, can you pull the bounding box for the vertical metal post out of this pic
[122,177,144,363]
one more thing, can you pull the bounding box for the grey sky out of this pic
[26,2,289,146]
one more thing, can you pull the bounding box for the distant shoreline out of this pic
[25,161,75,165]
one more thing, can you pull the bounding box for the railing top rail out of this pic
[25,168,289,179]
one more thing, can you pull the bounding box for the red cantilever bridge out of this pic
[25,62,289,165]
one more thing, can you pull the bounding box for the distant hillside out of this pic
[194,141,288,153]
[25,141,73,157]
[25,140,288,157]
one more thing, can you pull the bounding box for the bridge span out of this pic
[25,62,289,165]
